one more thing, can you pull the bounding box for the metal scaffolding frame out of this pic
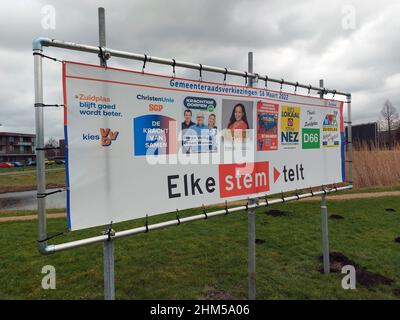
[33,21,353,299]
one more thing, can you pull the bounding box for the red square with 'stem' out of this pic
[218,161,270,198]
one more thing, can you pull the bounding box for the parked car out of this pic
[44,159,55,165]
[12,161,24,167]
[26,160,36,166]
[0,162,15,168]
[55,159,65,165]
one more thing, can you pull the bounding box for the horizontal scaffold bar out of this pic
[42,185,353,254]
[33,37,351,97]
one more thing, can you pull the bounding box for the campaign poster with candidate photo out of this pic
[180,96,218,154]
[221,99,254,153]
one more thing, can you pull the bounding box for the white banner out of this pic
[63,61,345,230]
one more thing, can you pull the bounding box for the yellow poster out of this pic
[280,106,300,148]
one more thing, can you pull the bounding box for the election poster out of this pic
[322,111,340,148]
[301,108,321,149]
[280,106,301,149]
[221,99,254,154]
[180,96,218,154]
[256,101,278,151]
[63,61,345,230]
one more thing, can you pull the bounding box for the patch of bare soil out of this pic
[318,252,394,288]
[265,209,290,217]
[329,214,344,220]
[255,239,266,245]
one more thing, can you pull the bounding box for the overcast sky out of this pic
[1,0,399,140]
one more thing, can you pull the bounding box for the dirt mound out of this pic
[385,208,396,213]
[255,239,266,245]
[318,251,394,288]
[394,236,400,243]
[265,209,290,217]
[330,214,344,220]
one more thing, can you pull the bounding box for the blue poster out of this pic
[134,115,176,156]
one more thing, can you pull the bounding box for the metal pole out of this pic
[247,199,256,300]
[247,52,256,300]
[98,7,107,67]
[98,7,115,300]
[321,194,329,273]
[320,79,330,274]
[103,227,115,300]
[34,46,47,252]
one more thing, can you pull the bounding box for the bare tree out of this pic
[44,137,59,159]
[380,100,399,149]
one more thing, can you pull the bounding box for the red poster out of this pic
[256,101,279,151]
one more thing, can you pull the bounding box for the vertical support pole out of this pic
[247,199,256,300]
[321,194,329,273]
[34,46,47,250]
[320,79,330,274]
[346,94,353,183]
[103,228,115,300]
[247,52,256,300]
[98,7,115,300]
[98,7,107,67]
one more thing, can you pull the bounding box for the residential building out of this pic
[0,132,36,163]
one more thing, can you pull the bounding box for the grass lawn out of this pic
[0,164,65,174]
[0,167,65,193]
[0,196,399,300]
[335,184,400,195]
[0,208,66,218]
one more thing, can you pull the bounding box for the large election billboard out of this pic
[63,61,345,230]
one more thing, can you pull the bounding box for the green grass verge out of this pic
[0,196,399,300]
[0,168,65,193]
[336,184,400,195]
[0,164,64,174]
[0,209,65,218]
